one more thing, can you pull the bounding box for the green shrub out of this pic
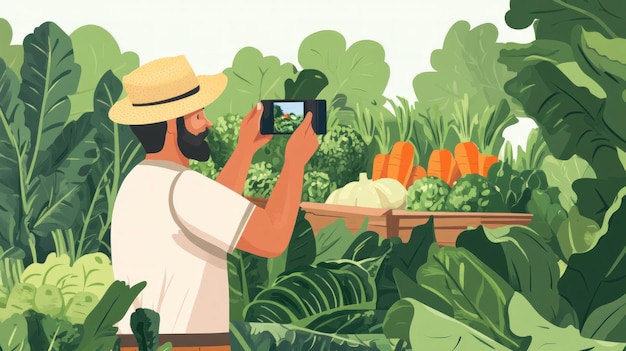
[302,171,337,203]
[307,125,368,188]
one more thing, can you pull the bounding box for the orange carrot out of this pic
[428,149,461,187]
[372,153,390,180]
[407,165,427,189]
[478,154,499,177]
[387,141,415,186]
[454,141,480,175]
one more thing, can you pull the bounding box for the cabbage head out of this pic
[446,174,506,212]
[406,176,451,211]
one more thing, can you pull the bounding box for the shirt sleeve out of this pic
[170,170,256,254]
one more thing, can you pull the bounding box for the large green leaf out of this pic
[228,249,268,322]
[456,225,574,327]
[19,21,81,178]
[204,47,297,120]
[0,18,24,80]
[383,298,510,351]
[555,205,601,262]
[0,58,28,251]
[244,259,382,333]
[0,313,30,351]
[77,280,146,351]
[266,209,316,287]
[284,69,328,100]
[414,246,525,350]
[541,155,596,212]
[508,292,625,350]
[78,70,144,255]
[298,30,390,123]
[505,0,626,42]
[414,21,522,119]
[559,186,626,341]
[68,25,139,122]
[313,219,362,265]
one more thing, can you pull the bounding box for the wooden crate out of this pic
[299,202,534,246]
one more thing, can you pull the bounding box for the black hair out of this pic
[130,121,168,153]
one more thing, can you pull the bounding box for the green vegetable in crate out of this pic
[446,174,506,212]
[325,172,407,209]
[302,171,337,203]
[406,176,451,211]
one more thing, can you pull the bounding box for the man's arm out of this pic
[235,159,305,257]
[234,113,318,258]
[215,146,254,195]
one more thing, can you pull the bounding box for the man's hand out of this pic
[237,103,272,154]
[284,112,319,169]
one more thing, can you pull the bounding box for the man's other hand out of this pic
[238,103,272,153]
[285,112,319,169]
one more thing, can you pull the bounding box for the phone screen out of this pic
[272,101,305,133]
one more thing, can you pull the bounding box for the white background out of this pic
[1,0,538,150]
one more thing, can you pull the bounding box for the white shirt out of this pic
[111,159,255,334]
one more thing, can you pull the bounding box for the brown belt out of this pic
[118,333,231,350]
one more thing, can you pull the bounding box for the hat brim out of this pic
[109,73,227,125]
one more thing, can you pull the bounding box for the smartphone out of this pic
[260,99,327,135]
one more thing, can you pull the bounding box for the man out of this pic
[107,56,319,338]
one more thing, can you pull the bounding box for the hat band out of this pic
[132,86,200,107]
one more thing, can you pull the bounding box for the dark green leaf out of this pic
[0,313,30,351]
[130,308,160,351]
[457,225,565,325]
[284,69,328,100]
[228,249,268,322]
[19,21,81,178]
[414,246,524,350]
[77,280,146,351]
[505,0,626,41]
[313,219,362,266]
[24,310,82,351]
[559,187,626,341]
[572,177,626,225]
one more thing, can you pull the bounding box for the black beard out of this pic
[176,117,211,162]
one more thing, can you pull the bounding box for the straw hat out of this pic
[109,55,227,125]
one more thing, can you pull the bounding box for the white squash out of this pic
[325,172,407,209]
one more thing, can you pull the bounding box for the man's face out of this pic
[177,109,213,161]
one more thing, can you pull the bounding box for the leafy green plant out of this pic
[0,252,114,324]
[413,21,523,123]
[0,313,29,351]
[301,171,336,203]
[0,18,23,80]
[298,30,391,128]
[502,128,550,173]
[130,308,173,351]
[68,24,139,122]
[231,321,387,351]
[501,2,626,225]
[307,124,368,188]
[243,162,278,198]
[541,155,596,212]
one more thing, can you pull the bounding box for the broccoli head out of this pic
[446,174,506,212]
[406,176,451,211]
[307,124,368,188]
